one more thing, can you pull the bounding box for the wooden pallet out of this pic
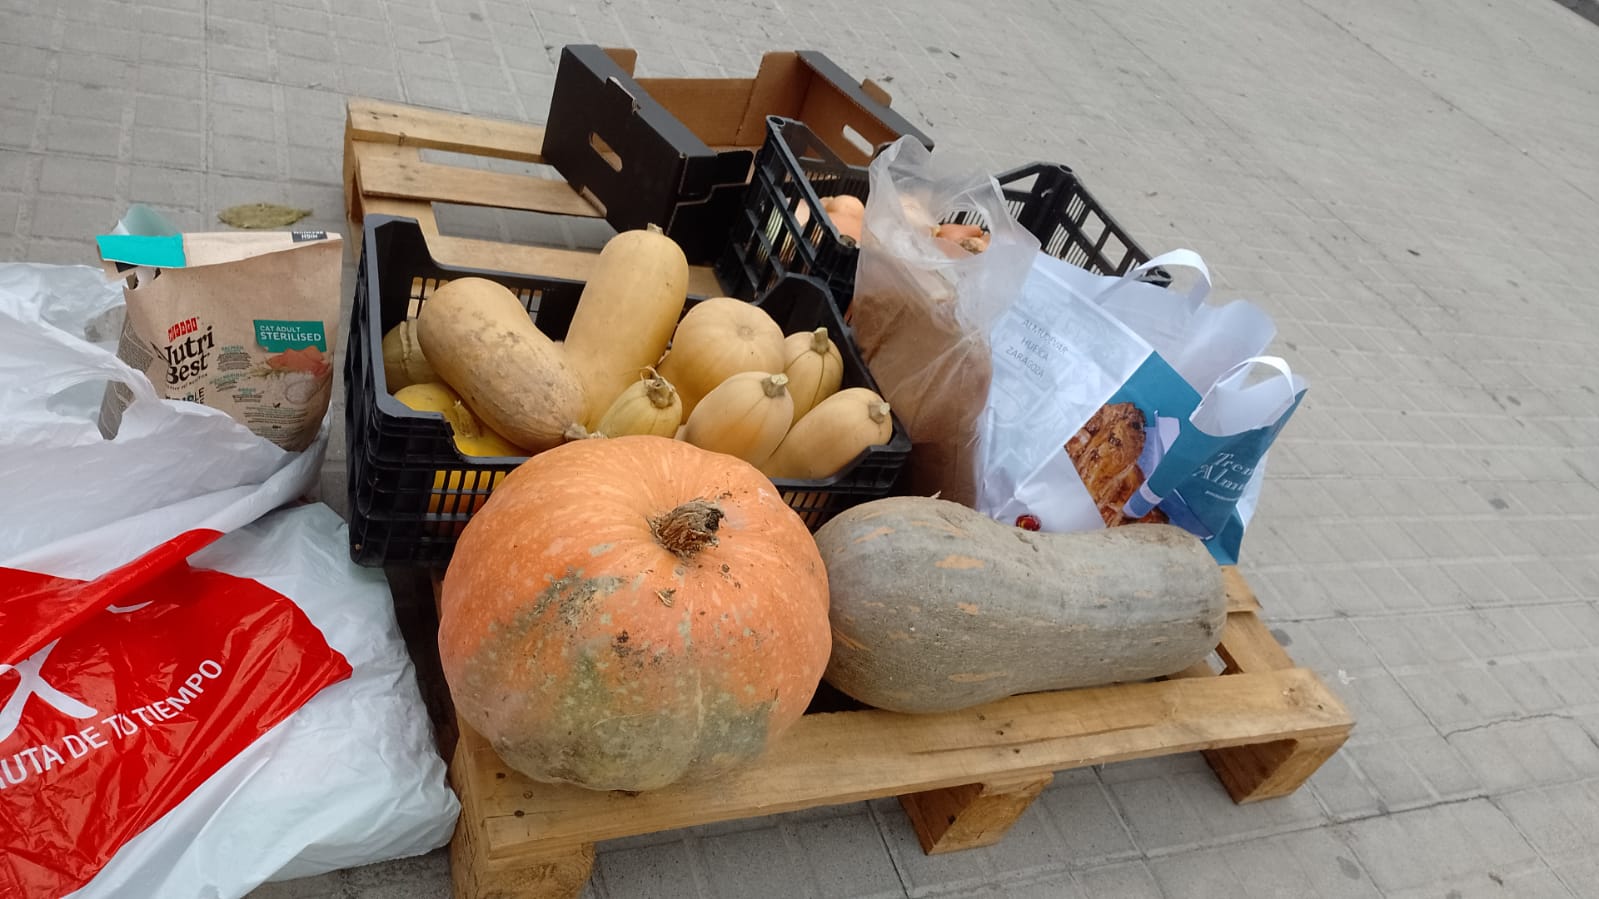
[442,570,1351,899]
[345,99,1353,899]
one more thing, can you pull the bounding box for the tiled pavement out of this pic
[4,0,1598,896]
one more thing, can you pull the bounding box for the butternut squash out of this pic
[594,369,682,438]
[562,226,689,427]
[820,195,865,244]
[682,372,792,467]
[782,327,843,423]
[657,298,785,417]
[416,277,585,453]
[813,497,1228,714]
[761,388,892,480]
[381,319,438,393]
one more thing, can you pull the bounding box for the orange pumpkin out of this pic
[437,435,832,792]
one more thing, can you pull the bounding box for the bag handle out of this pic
[1095,248,1212,310]
[1208,355,1299,405]
[1122,355,1299,522]
[0,529,222,669]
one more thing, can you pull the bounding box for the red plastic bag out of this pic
[0,534,352,898]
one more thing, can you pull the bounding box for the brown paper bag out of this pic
[850,138,1038,505]
[97,230,342,452]
[849,284,992,506]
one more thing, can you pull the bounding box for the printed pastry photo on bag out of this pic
[1063,402,1168,527]
[95,223,342,453]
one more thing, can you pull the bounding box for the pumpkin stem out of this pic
[808,327,831,354]
[651,499,723,559]
[761,373,790,398]
[869,401,891,424]
[564,422,602,441]
[646,223,663,235]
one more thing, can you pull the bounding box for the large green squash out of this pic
[813,497,1227,714]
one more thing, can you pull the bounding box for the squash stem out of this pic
[762,373,790,398]
[869,401,891,424]
[446,401,483,438]
[651,499,723,559]
[808,327,830,354]
[645,376,677,409]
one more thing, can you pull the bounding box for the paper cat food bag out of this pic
[96,226,342,453]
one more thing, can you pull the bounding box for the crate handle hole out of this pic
[839,125,874,160]
[589,133,623,172]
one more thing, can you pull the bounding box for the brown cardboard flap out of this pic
[742,52,903,164]
[735,53,812,147]
[178,231,342,269]
[602,48,637,74]
[798,90,902,164]
[633,77,759,146]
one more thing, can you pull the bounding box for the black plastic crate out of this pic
[717,116,1160,311]
[542,46,933,265]
[346,215,911,568]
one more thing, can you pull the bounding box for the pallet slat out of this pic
[348,98,548,162]
[463,666,1349,855]
[1216,609,1296,673]
[352,143,604,219]
[353,196,722,296]
[1222,566,1262,613]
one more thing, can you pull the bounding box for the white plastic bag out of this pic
[0,263,317,563]
[978,251,1302,563]
[0,264,459,898]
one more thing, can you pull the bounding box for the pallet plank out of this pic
[353,143,603,219]
[1221,566,1261,613]
[1215,609,1295,673]
[348,97,547,163]
[357,196,722,296]
[462,667,1350,855]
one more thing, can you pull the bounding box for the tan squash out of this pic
[416,277,585,453]
[682,371,792,467]
[781,327,844,423]
[562,226,689,427]
[820,195,865,244]
[381,319,438,393]
[761,387,892,480]
[657,298,785,417]
[594,369,682,438]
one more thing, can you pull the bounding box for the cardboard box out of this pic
[544,45,933,263]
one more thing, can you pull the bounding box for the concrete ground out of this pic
[5,0,1599,896]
